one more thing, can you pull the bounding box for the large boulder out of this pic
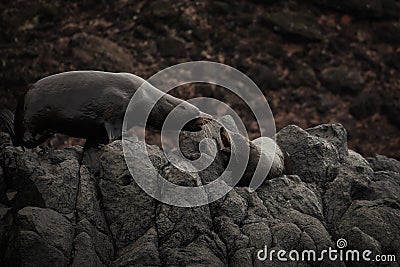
[0,123,399,266]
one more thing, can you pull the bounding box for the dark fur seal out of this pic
[0,71,209,148]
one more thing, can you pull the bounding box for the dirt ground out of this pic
[0,0,399,159]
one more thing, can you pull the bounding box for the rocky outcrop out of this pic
[0,123,399,266]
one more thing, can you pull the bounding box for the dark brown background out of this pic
[1,0,399,159]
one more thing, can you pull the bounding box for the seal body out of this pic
[10,71,205,148]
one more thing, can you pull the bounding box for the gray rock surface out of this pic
[0,122,400,266]
[276,124,340,183]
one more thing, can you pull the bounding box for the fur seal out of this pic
[220,127,288,187]
[0,71,209,148]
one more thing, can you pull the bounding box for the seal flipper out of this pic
[104,121,122,143]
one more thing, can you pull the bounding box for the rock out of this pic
[0,120,399,266]
[323,150,374,232]
[342,227,381,267]
[206,1,231,15]
[261,12,323,42]
[0,166,6,205]
[382,90,400,128]
[113,227,160,266]
[139,0,179,22]
[162,234,226,266]
[271,223,313,250]
[76,164,109,233]
[374,22,400,44]
[338,199,400,262]
[355,171,400,203]
[320,66,365,94]
[0,133,12,150]
[230,248,253,267]
[349,91,380,119]
[306,123,348,161]
[288,63,318,88]
[247,64,285,90]
[0,208,12,263]
[99,141,157,249]
[75,219,114,265]
[0,146,80,214]
[257,175,343,266]
[16,207,74,257]
[367,155,400,173]
[70,33,135,72]
[5,230,66,267]
[258,175,324,220]
[310,0,400,19]
[276,125,340,183]
[71,232,103,267]
[242,220,272,249]
[156,203,212,251]
[158,36,187,58]
[214,216,250,256]
[214,190,248,225]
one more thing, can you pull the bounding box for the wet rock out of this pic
[320,66,365,94]
[158,36,187,58]
[261,12,323,42]
[276,125,340,183]
[367,154,400,173]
